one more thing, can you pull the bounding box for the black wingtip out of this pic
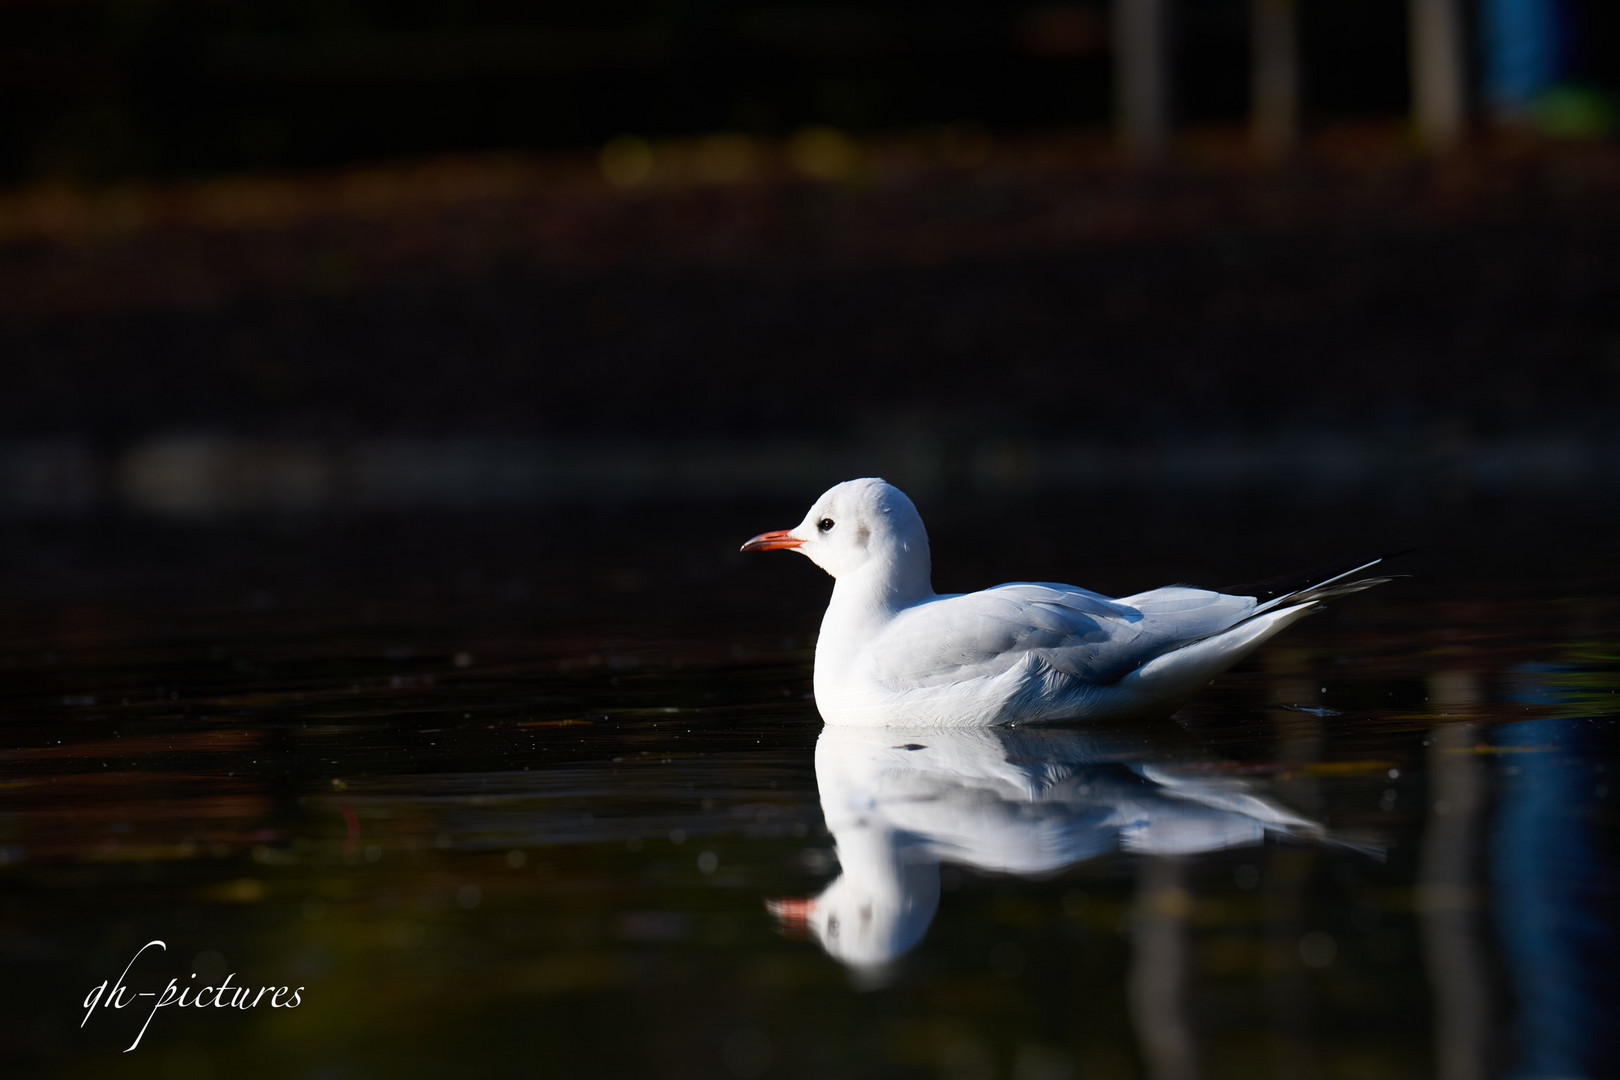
[1218,550,1413,604]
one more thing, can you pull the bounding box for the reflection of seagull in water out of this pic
[743,478,1396,727]
[772,725,1370,972]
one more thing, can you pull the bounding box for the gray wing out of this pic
[872,583,1261,689]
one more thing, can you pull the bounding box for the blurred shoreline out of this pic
[5,126,1617,312]
[4,129,1618,515]
[3,428,1617,517]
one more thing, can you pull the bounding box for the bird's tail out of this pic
[1112,553,1405,716]
[1233,553,1408,616]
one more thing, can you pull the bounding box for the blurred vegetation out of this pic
[2,1,1618,508]
[15,0,1079,183]
[8,0,1591,185]
[3,134,1618,454]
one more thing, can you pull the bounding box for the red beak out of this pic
[766,896,816,938]
[741,530,804,553]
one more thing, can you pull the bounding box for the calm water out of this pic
[2,496,1617,1079]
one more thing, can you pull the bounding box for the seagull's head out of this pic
[766,873,936,974]
[742,477,931,588]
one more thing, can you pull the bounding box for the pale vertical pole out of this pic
[1419,672,1492,1080]
[1114,0,1173,160]
[1251,0,1301,161]
[1410,0,1468,150]
[1129,857,1202,1080]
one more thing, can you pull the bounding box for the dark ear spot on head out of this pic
[853,523,870,547]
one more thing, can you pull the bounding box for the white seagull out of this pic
[742,477,1396,727]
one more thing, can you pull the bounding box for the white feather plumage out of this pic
[743,477,1395,727]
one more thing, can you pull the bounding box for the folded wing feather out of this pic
[871,583,1262,690]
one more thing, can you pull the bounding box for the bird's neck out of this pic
[827,554,934,625]
[816,557,929,676]
[813,552,933,718]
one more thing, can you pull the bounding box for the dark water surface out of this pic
[2,494,1617,1079]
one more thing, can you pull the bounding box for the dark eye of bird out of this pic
[817,517,835,532]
